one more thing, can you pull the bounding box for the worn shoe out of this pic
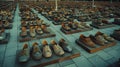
[41,25,50,33]
[19,44,30,63]
[102,34,115,42]
[42,40,52,58]
[31,42,42,60]
[59,38,72,53]
[90,35,105,46]
[95,32,109,44]
[61,23,71,31]
[51,40,65,56]
[21,27,27,37]
[30,26,36,37]
[80,34,96,48]
[35,26,43,35]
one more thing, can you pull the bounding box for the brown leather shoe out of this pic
[41,25,50,33]
[79,34,96,48]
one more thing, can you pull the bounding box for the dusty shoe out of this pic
[59,38,72,53]
[68,22,77,29]
[21,27,27,37]
[19,44,30,63]
[102,34,115,42]
[61,23,71,31]
[80,34,96,48]
[95,32,109,44]
[31,42,42,60]
[30,26,36,37]
[3,21,10,27]
[90,35,105,46]
[35,26,43,35]
[51,40,64,56]
[41,25,50,33]
[42,40,52,58]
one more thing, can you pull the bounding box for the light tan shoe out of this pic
[51,40,64,56]
[42,40,52,58]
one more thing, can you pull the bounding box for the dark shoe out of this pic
[19,44,30,63]
[31,42,42,60]
[59,38,72,53]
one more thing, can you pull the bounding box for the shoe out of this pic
[59,38,72,53]
[21,27,27,37]
[3,20,10,27]
[61,23,71,31]
[31,42,42,60]
[41,25,50,33]
[42,40,52,58]
[102,34,115,42]
[51,40,65,56]
[90,35,105,46]
[68,22,77,29]
[95,32,109,44]
[80,34,96,48]
[30,26,36,37]
[35,26,43,35]
[19,44,30,63]
[0,28,6,40]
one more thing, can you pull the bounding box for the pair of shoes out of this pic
[79,34,96,48]
[19,43,42,62]
[20,27,27,37]
[61,23,71,31]
[51,40,65,56]
[92,19,104,26]
[96,31,115,42]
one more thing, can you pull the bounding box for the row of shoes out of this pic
[62,22,91,31]
[20,25,50,37]
[21,18,47,26]
[92,19,111,26]
[19,39,72,62]
[79,31,115,48]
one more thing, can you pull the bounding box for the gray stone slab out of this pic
[88,55,109,67]
[73,56,94,67]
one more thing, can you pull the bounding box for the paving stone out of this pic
[73,56,94,67]
[64,64,77,67]
[59,59,74,67]
[3,56,16,67]
[88,55,109,67]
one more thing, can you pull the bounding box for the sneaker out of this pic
[51,40,65,56]
[31,42,42,60]
[59,38,72,53]
[19,44,30,63]
[42,40,52,58]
